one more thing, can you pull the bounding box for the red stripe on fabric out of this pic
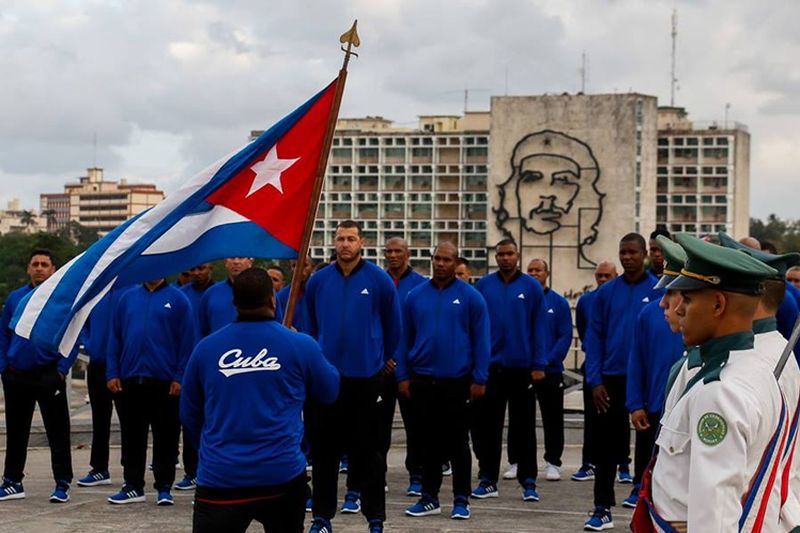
[195,493,283,505]
[751,413,790,533]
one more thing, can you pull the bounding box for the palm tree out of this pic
[41,209,58,231]
[19,210,36,233]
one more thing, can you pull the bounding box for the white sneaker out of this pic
[502,463,518,480]
[545,462,561,481]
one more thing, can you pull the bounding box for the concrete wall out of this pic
[488,94,658,298]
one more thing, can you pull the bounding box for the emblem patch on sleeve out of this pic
[697,412,727,446]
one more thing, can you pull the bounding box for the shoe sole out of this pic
[0,493,25,501]
[77,479,112,487]
[340,507,361,514]
[406,490,422,497]
[157,499,174,506]
[571,475,595,481]
[108,496,145,504]
[584,522,614,531]
[49,495,70,503]
[502,474,516,480]
[546,476,561,481]
[451,513,471,520]
[470,492,498,499]
[617,478,632,484]
[173,485,196,491]
[622,501,637,509]
[405,508,441,517]
[522,495,540,502]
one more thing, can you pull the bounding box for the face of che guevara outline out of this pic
[514,154,582,235]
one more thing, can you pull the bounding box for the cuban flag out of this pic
[13,80,339,356]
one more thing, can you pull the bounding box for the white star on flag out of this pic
[246,145,300,197]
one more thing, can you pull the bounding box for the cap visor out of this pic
[654,275,678,290]
[665,275,710,292]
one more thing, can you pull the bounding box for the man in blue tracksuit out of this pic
[380,237,427,496]
[583,233,662,530]
[397,241,490,521]
[105,278,196,505]
[174,263,216,491]
[471,239,547,502]
[527,258,573,482]
[623,236,686,509]
[76,286,128,488]
[0,249,79,503]
[303,220,402,533]
[197,257,253,337]
[276,258,315,334]
[572,261,617,482]
[181,268,340,533]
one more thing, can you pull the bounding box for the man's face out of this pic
[432,246,458,283]
[291,259,314,283]
[659,290,682,333]
[526,259,549,288]
[515,155,581,235]
[495,244,519,274]
[189,264,213,285]
[225,257,253,279]
[594,263,617,287]
[455,263,471,282]
[335,227,363,263]
[787,270,800,291]
[619,240,646,275]
[384,241,409,272]
[649,239,664,269]
[676,289,718,346]
[27,254,55,286]
[267,269,285,291]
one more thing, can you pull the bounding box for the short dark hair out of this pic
[621,233,647,251]
[336,220,362,236]
[762,279,786,313]
[29,248,55,265]
[495,238,517,251]
[233,268,274,311]
[650,228,671,241]
[456,256,470,267]
[761,241,778,254]
[267,265,286,277]
[530,258,549,273]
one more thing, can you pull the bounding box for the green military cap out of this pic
[654,235,687,289]
[666,233,778,294]
[718,232,800,278]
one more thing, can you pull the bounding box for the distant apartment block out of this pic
[0,199,45,234]
[41,167,165,235]
[656,107,750,237]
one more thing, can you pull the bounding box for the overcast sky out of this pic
[1,0,797,220]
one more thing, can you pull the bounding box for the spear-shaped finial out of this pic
[339,20,360,69]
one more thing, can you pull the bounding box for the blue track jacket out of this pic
[388,267,427,361]
[106,283,197,383]
[575,290,596,348]
[277,284,308,333]
[625,300,684,414]
[396,278,491,384]
[181,318,339,488]
[0,284,78,375]
[776,286,799,341]
[181,280,216,313]
[304,260,402,378]
[584,271,662,388]
[543,287,573,374]
[475,271,547,371]
[83,286,129,365]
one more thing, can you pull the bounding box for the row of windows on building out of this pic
[658,136,730,146]
[332,136,489,147]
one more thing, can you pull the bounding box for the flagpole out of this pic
[283,21,360,328]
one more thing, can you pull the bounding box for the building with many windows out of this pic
[40,167,165,235]
[656,107,750,237]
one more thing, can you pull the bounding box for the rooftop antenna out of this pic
[724,102,731,129]
[670,9,678,106]
[580,51,588,93]
[93,131,97,168]
[444,87,489,114]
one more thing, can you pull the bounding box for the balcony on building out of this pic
[701,206,727,223]
[672,148,698,164]
[436,175,459,191]
[410,231,432,247]
[435,204,459,219]
[465,146,488,164]
[464,175,487,191]
[701,177,728,193]
[410,203,432,219]
[671,176,697,193]
[410,175,433,191]
[438,147,460,164]
[331,147,353,164]
[383,203,404,219]
[358,175,378,191]
[382,175,405,191]
[411,147,433,164]
[331,176,352,191]
[357,203,378,219]
[358,148,379,164]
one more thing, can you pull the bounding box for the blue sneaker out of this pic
[174,476,196,491]
[340,490,361,513]
[308,517,333,533]
[617,464,633,484]
[156,490,174,506]
[622,485,639,508]
[305,497,312,512]
[450,496,470,520]
[584,506,614,531]
[108,485,145,504]
[441,462,452,476]
[368,519,383,533]
[339,456,348,474]
[571,464,596,481]
[405,494,441,516]
[49,481,70,503]
[0,478,25,501]
[522,478,539,502]
[406,475,422,497]
[470,479,499,499]
[77,469,111,487]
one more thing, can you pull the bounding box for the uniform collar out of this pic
[753,317,778,335]
[335,258,365,277]
[694,331,754,384]
[430,276,457,290]
[387,265,413,284]
[686,346,703,369]
[497,270,522,284]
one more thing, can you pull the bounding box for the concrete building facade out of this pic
[0,199,45,234]
[656,107,750,237]
[41,167,165,235]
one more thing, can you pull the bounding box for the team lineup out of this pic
[1,219,799,533]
